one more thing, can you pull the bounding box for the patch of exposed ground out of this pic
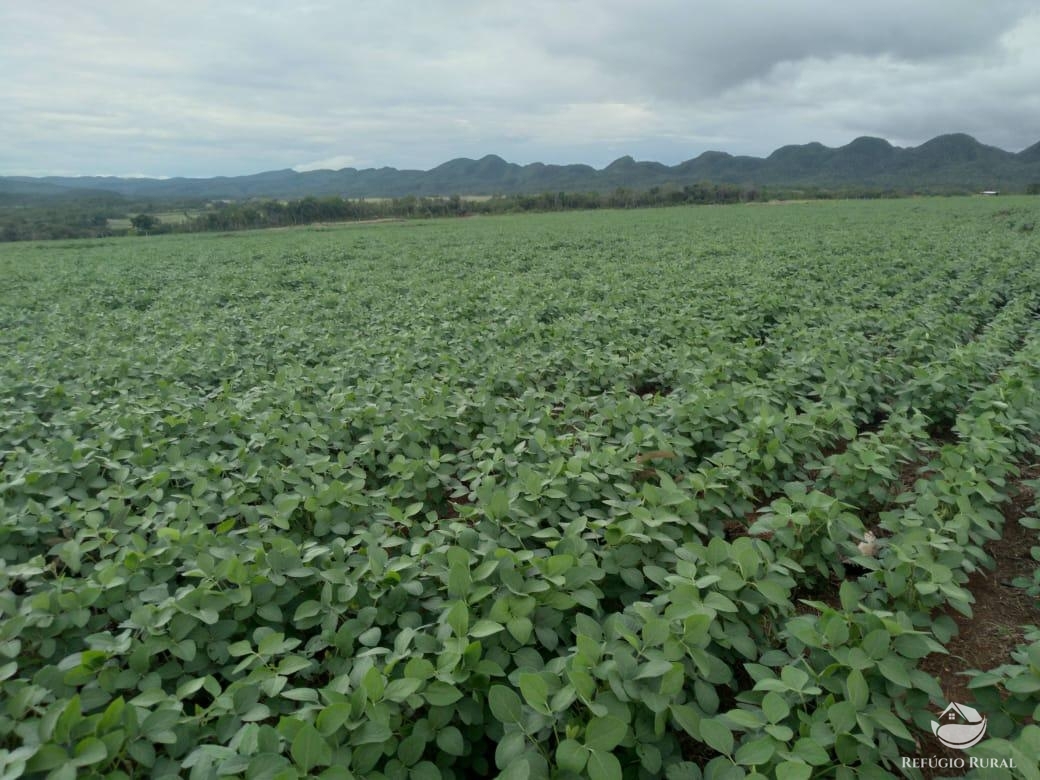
[916,465,1039,778]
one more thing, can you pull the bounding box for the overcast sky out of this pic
[2,1,1038,178]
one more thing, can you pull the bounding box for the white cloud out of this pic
[293,155,361,172]
[1,1,1038,176]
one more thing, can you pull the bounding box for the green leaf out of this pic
[671,704,701,737]
[436,726,465,756]
[634,659,674,680]
[471,619,505,638]
[259,632,288,656]
[448,563,471,599]
[822,615,850,646]
[518,673,549,712]
[877,656,912,688]
[362,666,385,701]
[278,656,312,675]
[828,701,857,733]
[282,687,319,702]
[699,719,733,756]
[411,761,443,780]
[1028,642,1040,672]
[425,681,463,707]
[839,580,863,612]
[352,721,392,746]
[792,738,830,766]
[861,629,891,659]
[846,669,869,709]
[45,765,77,780]
[870,709,913,741]
[405,658,436,679]
[587,749,623,780]
[776,760,812,780]
[785,618,821,648]
[495,731,527,770]
[384,677,423,702]
[246,754,292,780]
[637,741,663,774]
[551,685,578,712]
[26,745,69,773]
[293,600,323,622]
[445,600,469,637]
[762,692,789,723]
[487,488,511,520]
[507,617,533,644]
[1005,674,1040,694]
[358,627,381,647]
[780,666,809,691]
[489,685,523,724]
[735,737,776,766]
[241,703,272,722]
[666,763,703,780]
[291,722,332,772]
[585,716,627,752]
[1018,725,1040,757]
[398,734,426,766]
[70,737,107,767]
[97,696,126,733]
[756,579,788,604]
[556,739,588,773]
[273,493,300,517]
[724,708,766,729]
[316,703,352,735]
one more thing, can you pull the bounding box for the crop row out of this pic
[1,199,1038,779]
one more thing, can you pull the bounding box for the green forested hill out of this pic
[3,133,1039,201]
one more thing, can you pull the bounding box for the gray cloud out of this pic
[1,1,1038,176]
[534,0,1037,97]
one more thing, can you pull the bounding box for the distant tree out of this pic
[1027,182,1040,195]
[130,214,159,233]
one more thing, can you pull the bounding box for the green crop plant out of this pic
[1,197,1039,778]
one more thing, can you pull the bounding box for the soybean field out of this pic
[1,198,1039,779]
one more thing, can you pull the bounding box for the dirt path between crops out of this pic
[917,465,1039,777]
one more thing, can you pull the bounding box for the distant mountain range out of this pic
[3,133,1039,201]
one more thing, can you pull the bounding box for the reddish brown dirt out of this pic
[916,466,1039,777]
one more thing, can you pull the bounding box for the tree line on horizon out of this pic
[3,180,1039,242]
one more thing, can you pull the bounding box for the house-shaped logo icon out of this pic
[930,702,988,750]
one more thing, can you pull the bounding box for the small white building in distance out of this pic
[981,190,1000,195]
